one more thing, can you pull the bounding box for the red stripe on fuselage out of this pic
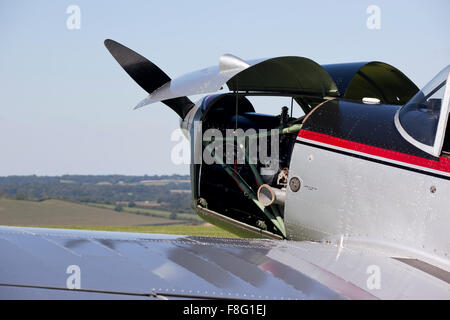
[298,129,450,174]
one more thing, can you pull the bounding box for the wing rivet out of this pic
[430,186,437,194]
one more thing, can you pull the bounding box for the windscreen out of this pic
[398,66,450,147]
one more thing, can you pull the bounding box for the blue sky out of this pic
[0,0,449,175]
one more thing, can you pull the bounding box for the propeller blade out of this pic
[104,39,194,118]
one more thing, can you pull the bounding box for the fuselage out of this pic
[190,95,450,268]
[286,99,450,264]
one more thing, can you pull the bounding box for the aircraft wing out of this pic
[0,226,448,299]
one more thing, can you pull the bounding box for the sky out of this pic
[0,0,449,176]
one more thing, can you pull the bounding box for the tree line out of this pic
[0,175,193,214]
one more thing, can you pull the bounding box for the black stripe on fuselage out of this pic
[296,140,450,181]
[393,258,450,284]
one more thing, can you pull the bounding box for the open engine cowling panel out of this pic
[195,94,299,238]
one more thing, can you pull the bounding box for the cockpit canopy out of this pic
[136,55,419,112]
[323,61,419,105]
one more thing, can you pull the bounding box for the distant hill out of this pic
[0,198,183,226]
[0,174,193,214]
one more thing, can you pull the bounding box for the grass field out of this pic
[0,198,237,237]
[0,198,183,226]
[86,202,202,222]
[22,224,238,237]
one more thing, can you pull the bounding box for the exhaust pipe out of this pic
[257,184,286,207]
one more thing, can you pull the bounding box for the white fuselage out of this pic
[285,135,450,265]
